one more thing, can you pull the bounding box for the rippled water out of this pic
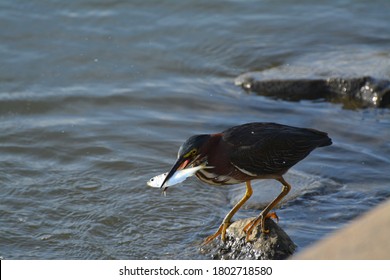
[1,0,390,259]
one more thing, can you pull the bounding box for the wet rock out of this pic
[200,217,296,260]
[235,50,390,109]
[235,74,390,109]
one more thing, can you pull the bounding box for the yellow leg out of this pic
[244,177,291,240]
[203,181,253,244]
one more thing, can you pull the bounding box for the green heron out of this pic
[160,122,332,244]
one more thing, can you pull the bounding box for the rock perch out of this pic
[200,217,296,260]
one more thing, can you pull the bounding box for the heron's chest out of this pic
[195,168,242,185]
[195,140,251,185]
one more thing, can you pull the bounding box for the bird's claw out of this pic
[202,222,230,245]
[243,212,279,241]
[266,212,279,222]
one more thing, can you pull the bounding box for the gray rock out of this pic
[236,74,390,109]
[234,51,390,109]
[200,217,296,260]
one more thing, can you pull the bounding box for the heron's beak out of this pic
[159,156,190,189]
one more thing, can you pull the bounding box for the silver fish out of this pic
[147,165,208,188]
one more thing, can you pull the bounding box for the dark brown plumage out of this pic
[161,122,332,243]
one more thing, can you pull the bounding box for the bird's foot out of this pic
[266,211,279,222]
[243,212,279,241]
[202,222,230,245]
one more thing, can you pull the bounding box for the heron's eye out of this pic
[184,148,197,158]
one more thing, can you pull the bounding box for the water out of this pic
[1,0,389,259]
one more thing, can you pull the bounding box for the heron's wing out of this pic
[224,123,322,175]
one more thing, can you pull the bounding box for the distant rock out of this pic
[235,51,390,109]
[236,74,390,109]
[200,217,296,260]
